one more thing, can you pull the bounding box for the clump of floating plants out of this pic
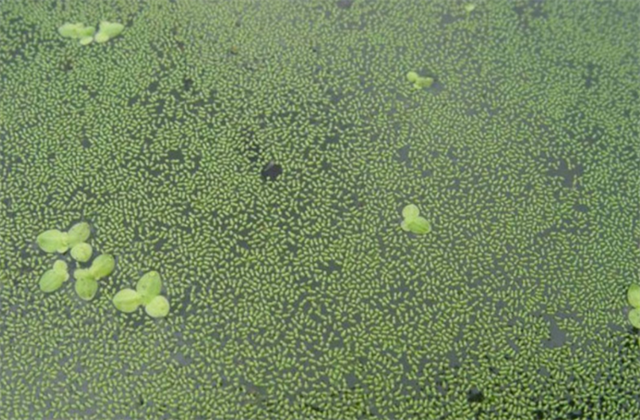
[401,204,432,234]
[113,271,170,318]
[406,71,434,89]
[73,254,115,301]
[58,20,124,45]
[36,222,114,301]
[37,221,91,255]
[627,284,640,328]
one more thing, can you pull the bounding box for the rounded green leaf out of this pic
[58,22,83,38]
[39,269,67,293]
[400,220,411,232]
[407,216,432,235]
[67,222,91,247]
[98,21,124,38]
[37,229,67,253]
[113,289,142,313]
[77,26,95,38]
[136,271,162,304]
[629,308,640,329]
[402,204,420,219]
[94,32,110,43]
[70,243,93,263]
[417,76,434,88]
[628,284,640,309]
[75,277,98,301]
[52,260,68,273]
[89,254,115,279]
[406,71,419,83]
[74,268,94,282]
[145,295,170,318]
[79,36,94,46]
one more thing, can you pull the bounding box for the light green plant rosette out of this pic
[73,254,116,301]
[58,21,124,45]
[401,204,432,235]
[406,71,434,89]
[39,260,69,293]
[113,271,170,318]
[37,222,90,254]
[627,284,640,329]
[94,21,125,43]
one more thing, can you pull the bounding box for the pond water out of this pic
[0,0,639,419]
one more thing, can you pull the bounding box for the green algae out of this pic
[1,0,639,418]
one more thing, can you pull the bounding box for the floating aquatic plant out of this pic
[70,243,93,263]
[58,21,124,45]
[94,21,125,43]
[406,71,434,89]
[113,271,169,318]
[58,22,95,45]
[401,204,432,235]
[37,222,90,254]
[39,260,69,293]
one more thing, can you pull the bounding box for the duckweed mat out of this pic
[1,0,639,419]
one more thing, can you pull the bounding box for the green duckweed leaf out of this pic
[400,220,411,232]
[52,260,68,273]
[406,216,432,235]
[89,254,115,279]
[95,21,124,43]
[37,229,67,253]
[79,36,94,46]
[136,271,162,305]
[75,277,98,301]
[39,269,68,293]
[416,76,434,88]
[74,268,94,282]
[94,32,110,43]
[113,289,142,313]
[67,222,91,247]
[145,295,170,318]
[628,284,640,309]
[58,22,84,38]
[629,308,640,329]
[406,71,419,83]
[402,204,420,219]
[70,243,93,263]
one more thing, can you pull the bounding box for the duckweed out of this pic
[401,204,432,234]
[144,295,170,318]
[88,254,115,280]
[113,271,170,318]
[70,243,92,262]
[628,284,640,309]
[36,229,69,253]
[136,271,162,305]
[75,276,98,301]
[94,21,124,43]
[38,261,69,293]
[629,309,640,329]
[2,0,639,418]
[112,288,142,313]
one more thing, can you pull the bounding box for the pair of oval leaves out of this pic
[113,271,170,318]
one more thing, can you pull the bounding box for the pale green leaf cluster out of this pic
[406,71,434,89]
[36,223,113,301]
[401,204,432,235]
[58,20,124,46]
[113,271,170,318]
[627,284,640,329]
